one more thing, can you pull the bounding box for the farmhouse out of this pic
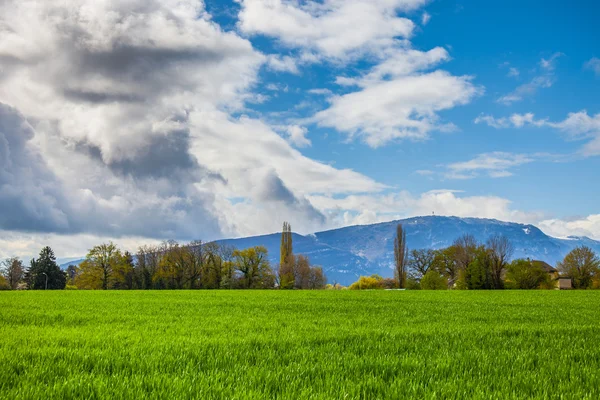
[529,260,573,289]
[530,260,558,280]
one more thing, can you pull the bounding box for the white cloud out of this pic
[308,88,333,96]
[497,54,562,105]
[538,214,600,240]
[549,111,600,156]
[340,47,451,86]
[475,112,549,129]
[266,54,300,74]
[476,110,600,156]
[286,125,312,147]
[540,52,563,71]
[314,69,481,147]
[446,152,535,179]
[237,0,426,61]
[421,12,431,25]
[0,0,390,254]
[585,57,600,75]
[308,189,543,228]
[508,67,520,78]
[0,232,161,261]
[497,76,554,105]
[474,114,511,129]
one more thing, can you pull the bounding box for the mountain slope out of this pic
[60,216,600,286]
[220,216,600,286]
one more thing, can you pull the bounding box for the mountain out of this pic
[218,216,600,286]
[60,216,600,286]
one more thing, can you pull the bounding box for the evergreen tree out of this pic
[26,246,66,290]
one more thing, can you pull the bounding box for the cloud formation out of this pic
[315,69,480,147]
[585,58,600,75]
[0,0,384,245]
[238,0,426,61]
[475,110,600,156]
[497,53,562,105]
[446,152,535,179]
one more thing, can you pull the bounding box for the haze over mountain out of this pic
[217,216,600,285]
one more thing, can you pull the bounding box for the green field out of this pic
[1,291,599,399]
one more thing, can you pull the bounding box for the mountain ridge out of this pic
[60,216,600,286]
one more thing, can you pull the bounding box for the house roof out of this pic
[530,260,558,273]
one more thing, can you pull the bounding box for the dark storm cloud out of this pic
[258,170,326,223]
[0,103,74,233]
[62,89,145,104]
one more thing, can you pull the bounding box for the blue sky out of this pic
[0,0,599,258]
[233,0,600,218]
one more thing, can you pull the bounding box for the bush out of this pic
[0,276,10,290]
[349,275,384,290]
[406,277,421,290]
[421,270,448,290]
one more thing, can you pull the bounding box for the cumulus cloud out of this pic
[0,0,386,248]
[237,0,426,61]
[338,47,451,86]
[239,2,480,148]
[538,214,600,240]
[314,69,481,147]
[266,54,300,74]
[0,104,73,233]
[286,125,312,147]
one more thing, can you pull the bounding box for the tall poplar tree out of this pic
[279,221,295,289]
[280,222,293,265]
[394,224,408,288]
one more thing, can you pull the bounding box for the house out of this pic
[529,260,572,289]
[530,260,558,279]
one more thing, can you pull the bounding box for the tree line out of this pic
[348,224,600,290]
[3,222,599,291]
[0,222,326,290]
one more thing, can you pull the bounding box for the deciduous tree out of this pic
[486,235,514,289]
[233,246,274,289]
[408,249,436,279]
[558,246,600,289]
[2,257,25,289]
[77,242,122,290]
[505,259,552,289]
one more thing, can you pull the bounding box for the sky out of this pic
[1,0,599,259]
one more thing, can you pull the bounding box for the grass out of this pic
[1,290,599,399]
